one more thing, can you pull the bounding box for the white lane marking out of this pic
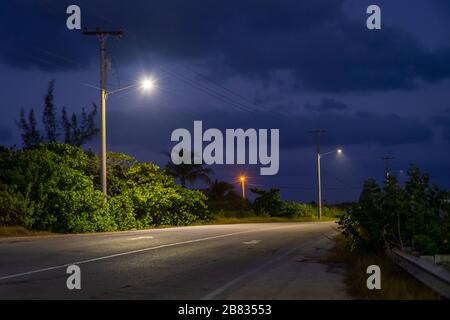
[243,240,261,245]
[128,236,154,240]
[0,224,302,281]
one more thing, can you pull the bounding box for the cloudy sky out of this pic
[0,0,449,203]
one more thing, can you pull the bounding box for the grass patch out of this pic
[0,226,54,238]
[326,234,443,300]
[202,216,336,225]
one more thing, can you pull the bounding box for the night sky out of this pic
[1,0,449,203]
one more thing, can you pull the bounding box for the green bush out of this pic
[55,189,115,233]
[0,143,211,233]
[282,202,314,218]
[322,206,345,218]
[0,184,35,228]
[126,163,209,227]
[107,193,138,230]
[338,165,450,254]
[0,143,102,231]
[413,234,439,255]
[251,188,284,216]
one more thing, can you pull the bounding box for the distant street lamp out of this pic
[316,149,343,220]
[381,156,394,179]
[240,176,246,199]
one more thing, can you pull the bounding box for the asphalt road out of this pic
[0,222,350,299]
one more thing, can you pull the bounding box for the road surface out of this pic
[0,222,350,299]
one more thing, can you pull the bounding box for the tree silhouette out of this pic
[42,80,58,142]
[164,149,213,187]
[16,80,99,148]
[251,188,283,216]
[206,179,239,201]
[16,108,42,148]
[61,104,99,147]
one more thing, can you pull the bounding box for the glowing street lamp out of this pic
[316,148,343,220]
[97,76,156,197]
[107,77,157,96]
[84,29,157,197]
[140,77,156,92]
[239,176,246,199]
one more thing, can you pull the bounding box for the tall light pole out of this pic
[315,148,343,220]
[309,129,326,220]
[84,30,156,197]
[317,151,322,220]
[84,29,123,196]
[240,176,246,199]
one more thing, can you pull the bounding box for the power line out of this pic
[320,168,362,190]
[308,129,326,153]
[175,63,271,113]
[157,66,259,113]
[34,2,283,118]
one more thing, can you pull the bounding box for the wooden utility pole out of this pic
[84,29,123,197]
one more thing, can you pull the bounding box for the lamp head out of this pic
[140,77,156,91]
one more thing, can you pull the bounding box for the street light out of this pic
[239,176,246,199]
[98,77,156,197]
[107,77,157,96]
[140,77,156,92]
[316,148,343,220]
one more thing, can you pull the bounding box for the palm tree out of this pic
[207,179,239,201]
[164,149,213,187]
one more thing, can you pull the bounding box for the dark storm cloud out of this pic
[434,0,450,12]
[2,0,450,93]
[0,1,94,71]
[305,99,348,112]
[432,115,450,142]
[107,104,432,152]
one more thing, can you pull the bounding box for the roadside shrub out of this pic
[106,152,137,196]
[0,184,35,228]
[0,143,219,232]
[282,202,314,218]
[322,206,345,218]
[0,143,211,233]
[113,162,209,227]
[127,174,209,227]
[338,165,450,254]
[175,186,209,223]
[0,144,102,231]
[413,234,439,255]
[107,193,137,230]
[54,189,115,233]
[251,188,284,216]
